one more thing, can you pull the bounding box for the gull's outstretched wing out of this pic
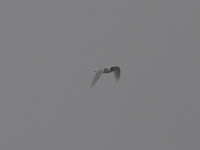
[90,68,104,89]
[111,66,120,81]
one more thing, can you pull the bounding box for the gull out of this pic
[90,66,120,88]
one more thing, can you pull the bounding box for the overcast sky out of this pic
[0,0,200,150]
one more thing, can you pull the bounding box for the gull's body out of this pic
[90,66,120,88]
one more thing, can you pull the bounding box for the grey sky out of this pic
[0,0,200,150]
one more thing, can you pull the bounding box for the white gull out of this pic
[90,66,120,89]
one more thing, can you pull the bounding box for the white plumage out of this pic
[90,66,120,88]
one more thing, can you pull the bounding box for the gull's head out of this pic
[104,68,109,71]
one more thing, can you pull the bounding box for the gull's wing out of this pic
[90,68,104,89]
[111,66,120,81]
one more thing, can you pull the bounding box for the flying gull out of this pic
[90,66,120,88]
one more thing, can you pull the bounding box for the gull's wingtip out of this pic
[90,84,93,89]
